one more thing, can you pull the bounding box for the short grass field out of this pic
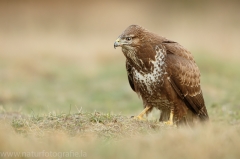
[0,1,240,159]
[1,49,240,159]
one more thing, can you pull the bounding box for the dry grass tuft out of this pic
[11,111,173,140]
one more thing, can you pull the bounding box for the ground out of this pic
[0,53,240,159]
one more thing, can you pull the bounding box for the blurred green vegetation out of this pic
[1,51,240,125]
[0,54,141,114]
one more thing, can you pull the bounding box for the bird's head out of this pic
[114,25,146,51]
[114,25,161,70]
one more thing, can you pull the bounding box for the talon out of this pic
[133,115,146,121]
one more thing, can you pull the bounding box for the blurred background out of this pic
[0,0,240,120]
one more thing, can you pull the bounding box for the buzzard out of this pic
[114,25,209,126]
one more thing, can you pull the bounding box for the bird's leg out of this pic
[164,108,174,126]
[133,106,151,120]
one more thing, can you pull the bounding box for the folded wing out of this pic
[163,41,209,121]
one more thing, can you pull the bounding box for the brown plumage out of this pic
[114,25,209,126]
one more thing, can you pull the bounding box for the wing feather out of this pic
[126,60,135,92]
[163,41,209,121]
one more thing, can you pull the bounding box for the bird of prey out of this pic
[114,25,209,126]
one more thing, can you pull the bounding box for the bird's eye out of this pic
[126,37,132,41]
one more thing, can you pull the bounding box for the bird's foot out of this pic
[131,115,147,121]
[162,109,176,126]
[163,120,174,126]
[131,106,151,121]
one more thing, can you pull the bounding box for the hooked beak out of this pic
[114,38,121,49]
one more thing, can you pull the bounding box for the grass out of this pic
[1,111,240,159]
[11,111,169,140]
[0,51,240,158]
